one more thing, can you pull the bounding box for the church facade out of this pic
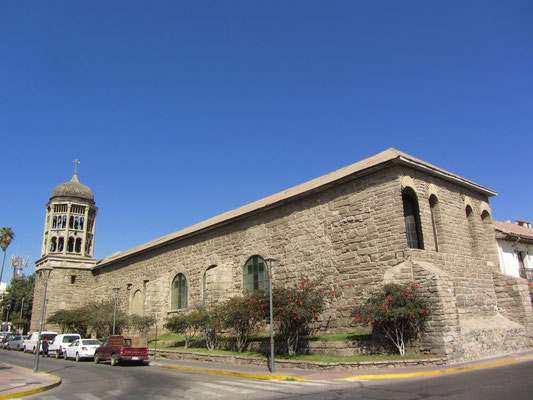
[31,149,533,360]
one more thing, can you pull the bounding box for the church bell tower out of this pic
[31,160,98,331]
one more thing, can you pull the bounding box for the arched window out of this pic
[481,210,491,223]
[203,265,217,306]
[67,237,74,253]
[75,238,82,253]
[402,188,424,249]
[243,255,267,293]
[131,290,144,315]
[171,274,188,310]
[466,204,485,257]
[57,237,64,252]
[50,237,57,252]
[429,195,441,252]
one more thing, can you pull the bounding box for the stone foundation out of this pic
[149,348,447,370]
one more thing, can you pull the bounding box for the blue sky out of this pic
[1,1,532,283]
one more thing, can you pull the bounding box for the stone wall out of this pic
[31,267,94,332]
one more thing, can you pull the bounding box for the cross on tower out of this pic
[73,159,80,174]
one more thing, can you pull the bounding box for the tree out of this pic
[1,274,34,333]
[164,311,204,348]
[272,277,337,355]
[0,227,15,285]
[84,300,127,338]
[128,314,156,336]
[353,283,430,356]
[47,307,90,337]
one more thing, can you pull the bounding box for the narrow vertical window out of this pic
[429,195,440,252]
[171,274,188,310]
[466,205,477,256]
[67,237,74,252]
[203,265,217,306]
[243,255,267,293]
[402,189,424,249]
[50,237,57,252]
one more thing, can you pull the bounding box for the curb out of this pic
[339,354,533,380]
[155,363,308,381]
[0,373,62,400]
[153,353,533,382]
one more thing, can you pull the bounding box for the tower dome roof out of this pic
[51,173,94,202]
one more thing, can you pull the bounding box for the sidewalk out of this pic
[150,349,533,381]
[0,363,61,400]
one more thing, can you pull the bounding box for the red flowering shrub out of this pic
[219,291,267,352]
[272,277,338,355]
[195,307,224,351]
[353,283,430,356]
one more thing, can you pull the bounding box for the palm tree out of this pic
[0,227,15,285]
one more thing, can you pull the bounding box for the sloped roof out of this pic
[493,220,533,241]
[97,148,496,268]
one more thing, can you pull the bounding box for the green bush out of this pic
[164,310,204,348]
[128,314,156,336]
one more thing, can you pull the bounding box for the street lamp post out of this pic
[264,257,278,373]
[34,267,52,373]
[112,287,120,335]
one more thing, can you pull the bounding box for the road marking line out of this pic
[236,379,301,389]
[185,387,224,398]
[105,390,123,397]
[196,382,255,393]
[74,393,102,400]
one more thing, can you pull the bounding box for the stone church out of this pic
[31,148,533,360]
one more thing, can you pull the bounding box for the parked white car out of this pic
[49,334,81,358]
[64,339,101,361]
[7,335,28,351]
[23,331,57,353]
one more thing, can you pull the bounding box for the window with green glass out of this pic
[402,189,424,250]
[243,255,267,293]
[171,273,187,310]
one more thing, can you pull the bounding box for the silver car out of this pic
[7,335,28,351]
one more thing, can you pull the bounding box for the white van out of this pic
[23,331,58,353]
[49,333,81,358]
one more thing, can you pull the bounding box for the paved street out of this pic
[0,350,348,399]
[2,349,533,399]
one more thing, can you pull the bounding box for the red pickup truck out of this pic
[94,336,148,366]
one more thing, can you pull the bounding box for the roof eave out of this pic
[395,156,497,198]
